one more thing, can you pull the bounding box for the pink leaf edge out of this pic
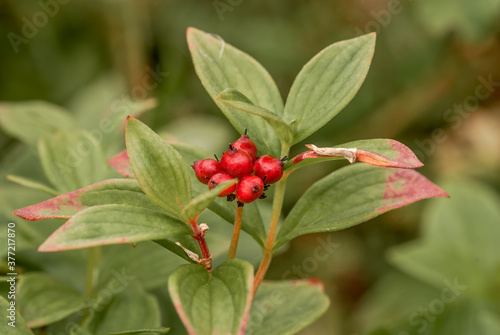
[12,179,125,221]
[108,150,134,177]
[38,223,129,252]
[378,169,449,214]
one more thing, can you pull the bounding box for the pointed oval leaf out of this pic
[13,179,160,221]
[288,139,423,173]
[187,27,283,157]
[181,179,237,223]
[217,89,296,146]
[126,118,192,219]
[17,272,86,328]
[284,33,376,144]
[168,259,254,335]
[38,204,192,252]
[275,164,448,250]
[246,279,329,335]
[0,100,78,146]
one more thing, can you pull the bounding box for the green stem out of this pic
[85,247,101,297]
[252,145,289,294]
[228,203,244,259]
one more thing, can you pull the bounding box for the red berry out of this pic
[220,147,253,179]
[253,155,284,184]
[192,159,222,184]
[231,134,257,162]
[236,175,264,203]
[208,173,236,197]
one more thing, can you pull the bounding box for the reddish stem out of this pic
[189,220,211,263]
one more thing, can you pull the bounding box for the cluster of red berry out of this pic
[192,134,285,204]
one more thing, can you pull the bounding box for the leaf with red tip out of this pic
[13,179,159,221]
[109,150,135,177]
[275,164,448,249]
[168,259,254,335]
[288,139,423,173]
[38,204,192,252]
[245,280,329,335]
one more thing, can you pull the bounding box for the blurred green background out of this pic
[1,0,500,334]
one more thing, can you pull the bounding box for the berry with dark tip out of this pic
[231,134,257,162]
[192,159,222,184]
[236,175,264,203]
[220,147,253,179]
[208,173,236,197]
[253,155,284,184]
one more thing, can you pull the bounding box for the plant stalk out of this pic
[190,220,212,271]
[252,145,290,294]
[228,203,244,259]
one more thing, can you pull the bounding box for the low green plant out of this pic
[5,28,448,335]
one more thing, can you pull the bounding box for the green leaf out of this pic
[0,100,78,146]
[181,179,237,223]
[17,272,86,328]
[126,117,192,219]
[86,283,161,335]
[6,174,59,196]
[168,259,254,335]
[246,280,329,335]
[217,88,296,146]
[0,295,33,334]
[388,180,500,298]
[187,27,283,157]
[13,179,161,221]
[283,33,376,144]
[38,130,108,193]
[275,164,447,250]
[288,138,423,173]
[38,204,193,252]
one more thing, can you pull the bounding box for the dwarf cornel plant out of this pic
[13,27,448,335]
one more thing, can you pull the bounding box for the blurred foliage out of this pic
[1,0,500,334]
